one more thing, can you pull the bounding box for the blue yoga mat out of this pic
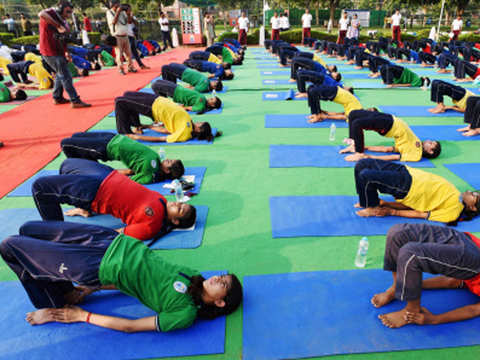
[243,269,480,360]
[0,206,209,250]
[262,90,301,101]
[262,79,294,85]
[410,125,477,141]
[7,167,206,197]
[260,70,289,76]
[341,73,374,80]
[142,84,228,94]
[445,163,480,188]
[379,105,464,117]
[269,145,435,168]
[265,114,348,128]
[351,82,422,89]
[0,273,225,360]
[269,195,480,237]
[256,64,282,68]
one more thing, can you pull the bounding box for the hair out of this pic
[233,59,243,65]
[450,194,480,226]
[222,62,231,70]
[421,77,431,87]
[169,159,185,179]
[110,0,120,8]
[94,63,101,70]
[207,96,222,110]
[81,68,89,76]
[14,89,27,101]
[177,204,196,229]
[333,73,341,82]
[213,80,223,91]
[331,65,338,72]
[57,1,73,11]
[194,122,214,141]
[367,107,379,112]
[187,274,243,320]
[5,14,10,17]
[222,71,234,80]
[82,12,87,16]
[422,141,441,159]
[348,87,355,95]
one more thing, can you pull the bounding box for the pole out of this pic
[437,0,446,41]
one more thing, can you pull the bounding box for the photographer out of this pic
[106,0,136,75]
[39,1,91,108]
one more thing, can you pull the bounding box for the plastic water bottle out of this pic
[355,237,369,268]
[158,148,166,161]
[329,123,336,141]
[172,179,184,202]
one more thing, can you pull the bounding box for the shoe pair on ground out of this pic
[54,97,91,108]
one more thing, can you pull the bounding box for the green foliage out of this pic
[277,29,337,43]
[401,33,417,41]
[217,31,236,42]
[10,35,40,45]
[415,28,432,39]
[87,32,101,44]
[247,28,270,45]
[458,33,480,42]
[0,32,15,45]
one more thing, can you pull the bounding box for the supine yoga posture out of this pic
[0,220,242,332]
[161,63,223,93]
[353,158,480,224]
[32,158,196,241]
[61,131,185,184]
[458,96,480,137]
[428,80,475,114]
[340,109,441,162]
[183,59,234,80]
[380,64,430,88]
[372,223,480,329]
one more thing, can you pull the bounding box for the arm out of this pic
[39,10,65,32]
[116,169,134,176]
[325,113,347,120]
[364,154,401,161]
[444,105,465,113]
[387,83,412,87]
[422,276,463,289]
[379,200,414,210]
[52,306,157,333]
[126,134,167,142]
[112,9,121,25]
[365,145,395,153]
[147,126,170,134]
[388,208,429,219]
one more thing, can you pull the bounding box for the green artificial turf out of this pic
[0,48,480,360]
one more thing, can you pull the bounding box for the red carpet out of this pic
[0,47,193,199]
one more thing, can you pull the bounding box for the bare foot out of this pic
[288,78,296,83]
[405,307,434,325]
[354,66,362,70]
[379,309,410,328]
[26,309,55,325]
[356,207,390,217]
[64,208,91,218]
[428,105,445,114]
[463,129,480,137]
[371,286,396,308]
[345,153,366,162]
[353,202,362,208]
[295,92,308,99]
[339,144,355,154]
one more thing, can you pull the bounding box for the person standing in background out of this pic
[159,12,173,50]
[451,15,463,41]
[270,12,280,40]
[20,14,32,36]
[204,14,215,47]
[301,9,312,44]
[391,9,402,44]
[127,5,148,69]
[3,14,16,36]
[347,13,360,40]
[338,12,349,44]
[237,11,249,46]
[280,12,290,32]
[83,12,92,32]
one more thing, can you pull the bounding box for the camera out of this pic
[54,31,80,45]
[120,4,129,11]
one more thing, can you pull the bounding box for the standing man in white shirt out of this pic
[106,0,135,75]
[237,11,249,46]
[159,12,173,50]
[337,11,349,44]
[280,12,290,32]
[452,15,463,41]
[301,9,313,44]
[391,9,402,44]
[270,12,280,40]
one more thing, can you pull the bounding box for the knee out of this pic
[397,242,422,267]
[386,224,409,249]
[0,235,19,258]
[32,177,48,194]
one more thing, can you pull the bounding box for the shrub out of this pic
[0,32,15,45]
[87,32,101,45]
[459,33,480,43]
[10,35,39,46]
[217,31,236,42]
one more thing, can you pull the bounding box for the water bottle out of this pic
[172,179,184,202]
[355,237,369,268]
[158,148,166,161]
[212,89,216,97]
[329,123,336,141]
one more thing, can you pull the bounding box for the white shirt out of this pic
[280,16,290,29]
[391,13,401,26]
[127,22,135,37]
[159,17,169,32]
[238,16,249,30]
[339,17,349,31]
[270,16,281,30]
[106,9,128,36]
[3,18,14,31]
[301,13,312,28]
[452,19,463,31]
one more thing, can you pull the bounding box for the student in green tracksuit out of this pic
[381,64,431,88]
[161,63,223,93]
[0,82,27,102]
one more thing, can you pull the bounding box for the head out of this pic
[222,69,234,80]
[5,14,10,19]
[222,62,231,70]
[82,12,87,17]
[20,13,26,19]
[160,12,166,18]
[354,14,358,19]
[11,89,27,101]
[159,159,185,180]
[343,12,347,18]
[421,140,441,159]
[210,79,223,91]
[192,121,214,141]
[421,77,431,87]
[395,9,400,15]
[187,273,243,320]
[332,72,341,82]
[457,15,462,20]
[305,9,309,14]
[81,68,89,77]
[94,63,101,71]
[57,1,73,19]
[241,11,246,17]
[460,191,480,221]
[166,201,196,228]
[110,0,120,10]
[206,96,222,110]
[273,12,278,17]
[327,65,337,73]
[366,107,379,112]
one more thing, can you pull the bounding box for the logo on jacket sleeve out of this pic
[145,207,154,217]
[173,281,187,293]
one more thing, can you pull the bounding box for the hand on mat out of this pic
[52,305,87,323]
[26,308,56,325]
[64,286,97,305]
[386,84,393,88]
[457,125,470,132]
[339,145,355,154]
[132,127,144,134]
[64,208,91,218]
[295,92,308,99]
[356,207,390,217]
[462,128,480,137]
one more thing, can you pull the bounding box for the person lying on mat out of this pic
[372,223,480,329]
[380,64,431,88]
[0,220,243,332]
[340,109,441,162]
[307,84,363,123]
[183,59,234,80]
[61,131,185,184]
[151,79,221,115]
[161,63,223,93]
[353,158,480,224]
[115,92,218,143]
[428,80,475,114]
[6,60,53,90]
[0,81,27,102]
[188,51,231,70]
[458,96,480,137]
[32,158,196,241]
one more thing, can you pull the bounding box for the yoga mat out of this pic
[269,195,480,237]
[379,105,465,117]
[445,163,480,189]
[257,64,282,68]
[340,73,373,80]
[265,114,348,128]
[108,105,224,117]
[0,206,209,250]
[0,273,226,360]
[260,70,289,76]
[269,145,435,168]
[410,125,477,141]
[243,269,480,360]
[7,167,207,197]
[146,82,229,94]
[262,79,295,85]
[351,82,422,89]
[262,90,300,101]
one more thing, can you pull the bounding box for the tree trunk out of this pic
[329,0,335,25]
[223,8,228,30]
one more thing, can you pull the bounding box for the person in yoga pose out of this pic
[458,96,480,137]
[161,63,223,93]
[0,220,242,332]
[32,158,196,241]
[340,109,441,162]
[428,80,475,114]
[61,131,184,184]
[353,158,480,224]
[372,223,480,329]
[380,64,430,88]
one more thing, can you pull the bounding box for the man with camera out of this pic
[106,0,136,75]
[39,1,91,108]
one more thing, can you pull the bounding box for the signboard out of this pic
[181,7,203,45]
[229,9,241,27]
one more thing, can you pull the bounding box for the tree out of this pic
[26,0,57,9]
